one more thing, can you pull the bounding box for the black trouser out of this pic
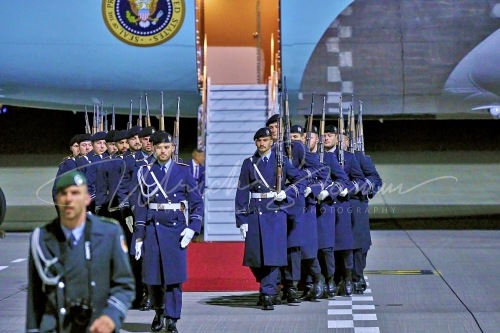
[352,248,365,282]
[334,250,353,284]
[317,247,335,278]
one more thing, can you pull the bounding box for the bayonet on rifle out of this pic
[337,95,345,166]
[319,96,326,163]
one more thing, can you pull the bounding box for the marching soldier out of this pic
[235,127,305,310]
[348,136,383,293]
[132,130,203,333]
[27,171,135,333]
[105,130,118,156]
[324,125,365,296]
[52,134,82,206]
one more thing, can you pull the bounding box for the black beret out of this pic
[265,114,279,127]
[150,130,173,145]
[114,129,129,142]
[105,130,117,143]
[324,125,338,134]
[139,126,156,138]
[69,134,81,146]
[311,125,318,134]
[127,125,142,138]
[91,131,107,142]
[55,170,87,192]
[77,133,92,144]
[253,127,272,140]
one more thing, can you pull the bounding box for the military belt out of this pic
[250,192,277,199]
[149,203,182,210]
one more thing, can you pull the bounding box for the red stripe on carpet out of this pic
[185,242,259,291]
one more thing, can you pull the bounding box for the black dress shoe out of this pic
[299,284,312,300]
[360,277,367,291]
[353,281,364,294]
[345,280,353,296]
[139,297,151,311]
[313,275,325,299]
[286,287,301,304]
[325,276,336,299]
[165,319,178,333]
[151,311,164,332]
[262,295,274,310]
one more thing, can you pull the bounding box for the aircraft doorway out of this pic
[197,0,280,85]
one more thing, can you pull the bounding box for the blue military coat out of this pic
[26,215,135,333]
[95,153,127,211]
[133,160,203,285]
[332,150,365,251]
[52,156,77,204]
[351,151,383,251]
[235,150,304,267]
[316,152,350,249]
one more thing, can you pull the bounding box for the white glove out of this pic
[339,188,348,197]
[135,240,143,261]
[180,228,195,248]
[317,190,329,201]
[303,187,312,197]
[274,190,287,202]
[239,224,248,239]
[125,216,134,233]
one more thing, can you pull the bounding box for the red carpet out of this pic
[184,242,259,291]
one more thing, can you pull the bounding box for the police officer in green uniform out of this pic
[26,171,135,333]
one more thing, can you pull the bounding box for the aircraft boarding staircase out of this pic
[202,84,274,241]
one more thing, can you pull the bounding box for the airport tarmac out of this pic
[1,228,498,333]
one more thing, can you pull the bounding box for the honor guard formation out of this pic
[236,90,382,311]
[29,89,381,332]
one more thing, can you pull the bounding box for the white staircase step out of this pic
[211,84,267,91]
[210,112,268,122]
[206,144,255,155]
[209,120,263,132]
[207,132,256,144]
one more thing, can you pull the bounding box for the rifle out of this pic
[145,93,151,127]
[356,100,364,153]
[127,100,133,130]
[159,91,165,131]
[305,92,315,150]
[100,100,104,132]
[84,106,91,134]
[318,96,326,163]
[111,104,116,131]
[137,96,143,127]
[104,109,108,132]
[337,95,345,166]
[347,95,356,153]
[276,111,284,193]
[92,105,98,134]
[173,96,180,163]
[282,77,292,160]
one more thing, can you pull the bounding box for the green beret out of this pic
[55,171,87,192]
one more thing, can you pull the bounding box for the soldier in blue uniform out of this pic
[132,130,203,333]
[105,130,118,156]
[52,134,82,207]
[235,127,305,310]
[27,171,135,333]
[187,149,205,194]
[324,125,365,296]
[347,136,383,293]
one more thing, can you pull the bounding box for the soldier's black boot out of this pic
[139,285,152,311]
[151,309,164,332]
[345,271,353,297]
[165,318,178,333]
[360,277,367,291]
[336,279,346,297]
[312,274,325,299]
[299,283,313,300]
[286,282,300,304]
[262,295,274,310]
[325,276,336,299]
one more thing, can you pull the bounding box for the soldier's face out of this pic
[155,142,174,162]
[79,141,92,155]
[324,132,337,149]
[115,139,129,153]
[309,133,319,151]
[255,136,272,154]
[343,136,349,150]
[140,136,153,153]
[56,185,90,226]
[268,122,279,141]
[70,143,80,157]
[106,142,118,154]
[92,140,107,155]
[290,133,304,142]
[127,135,142,151]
